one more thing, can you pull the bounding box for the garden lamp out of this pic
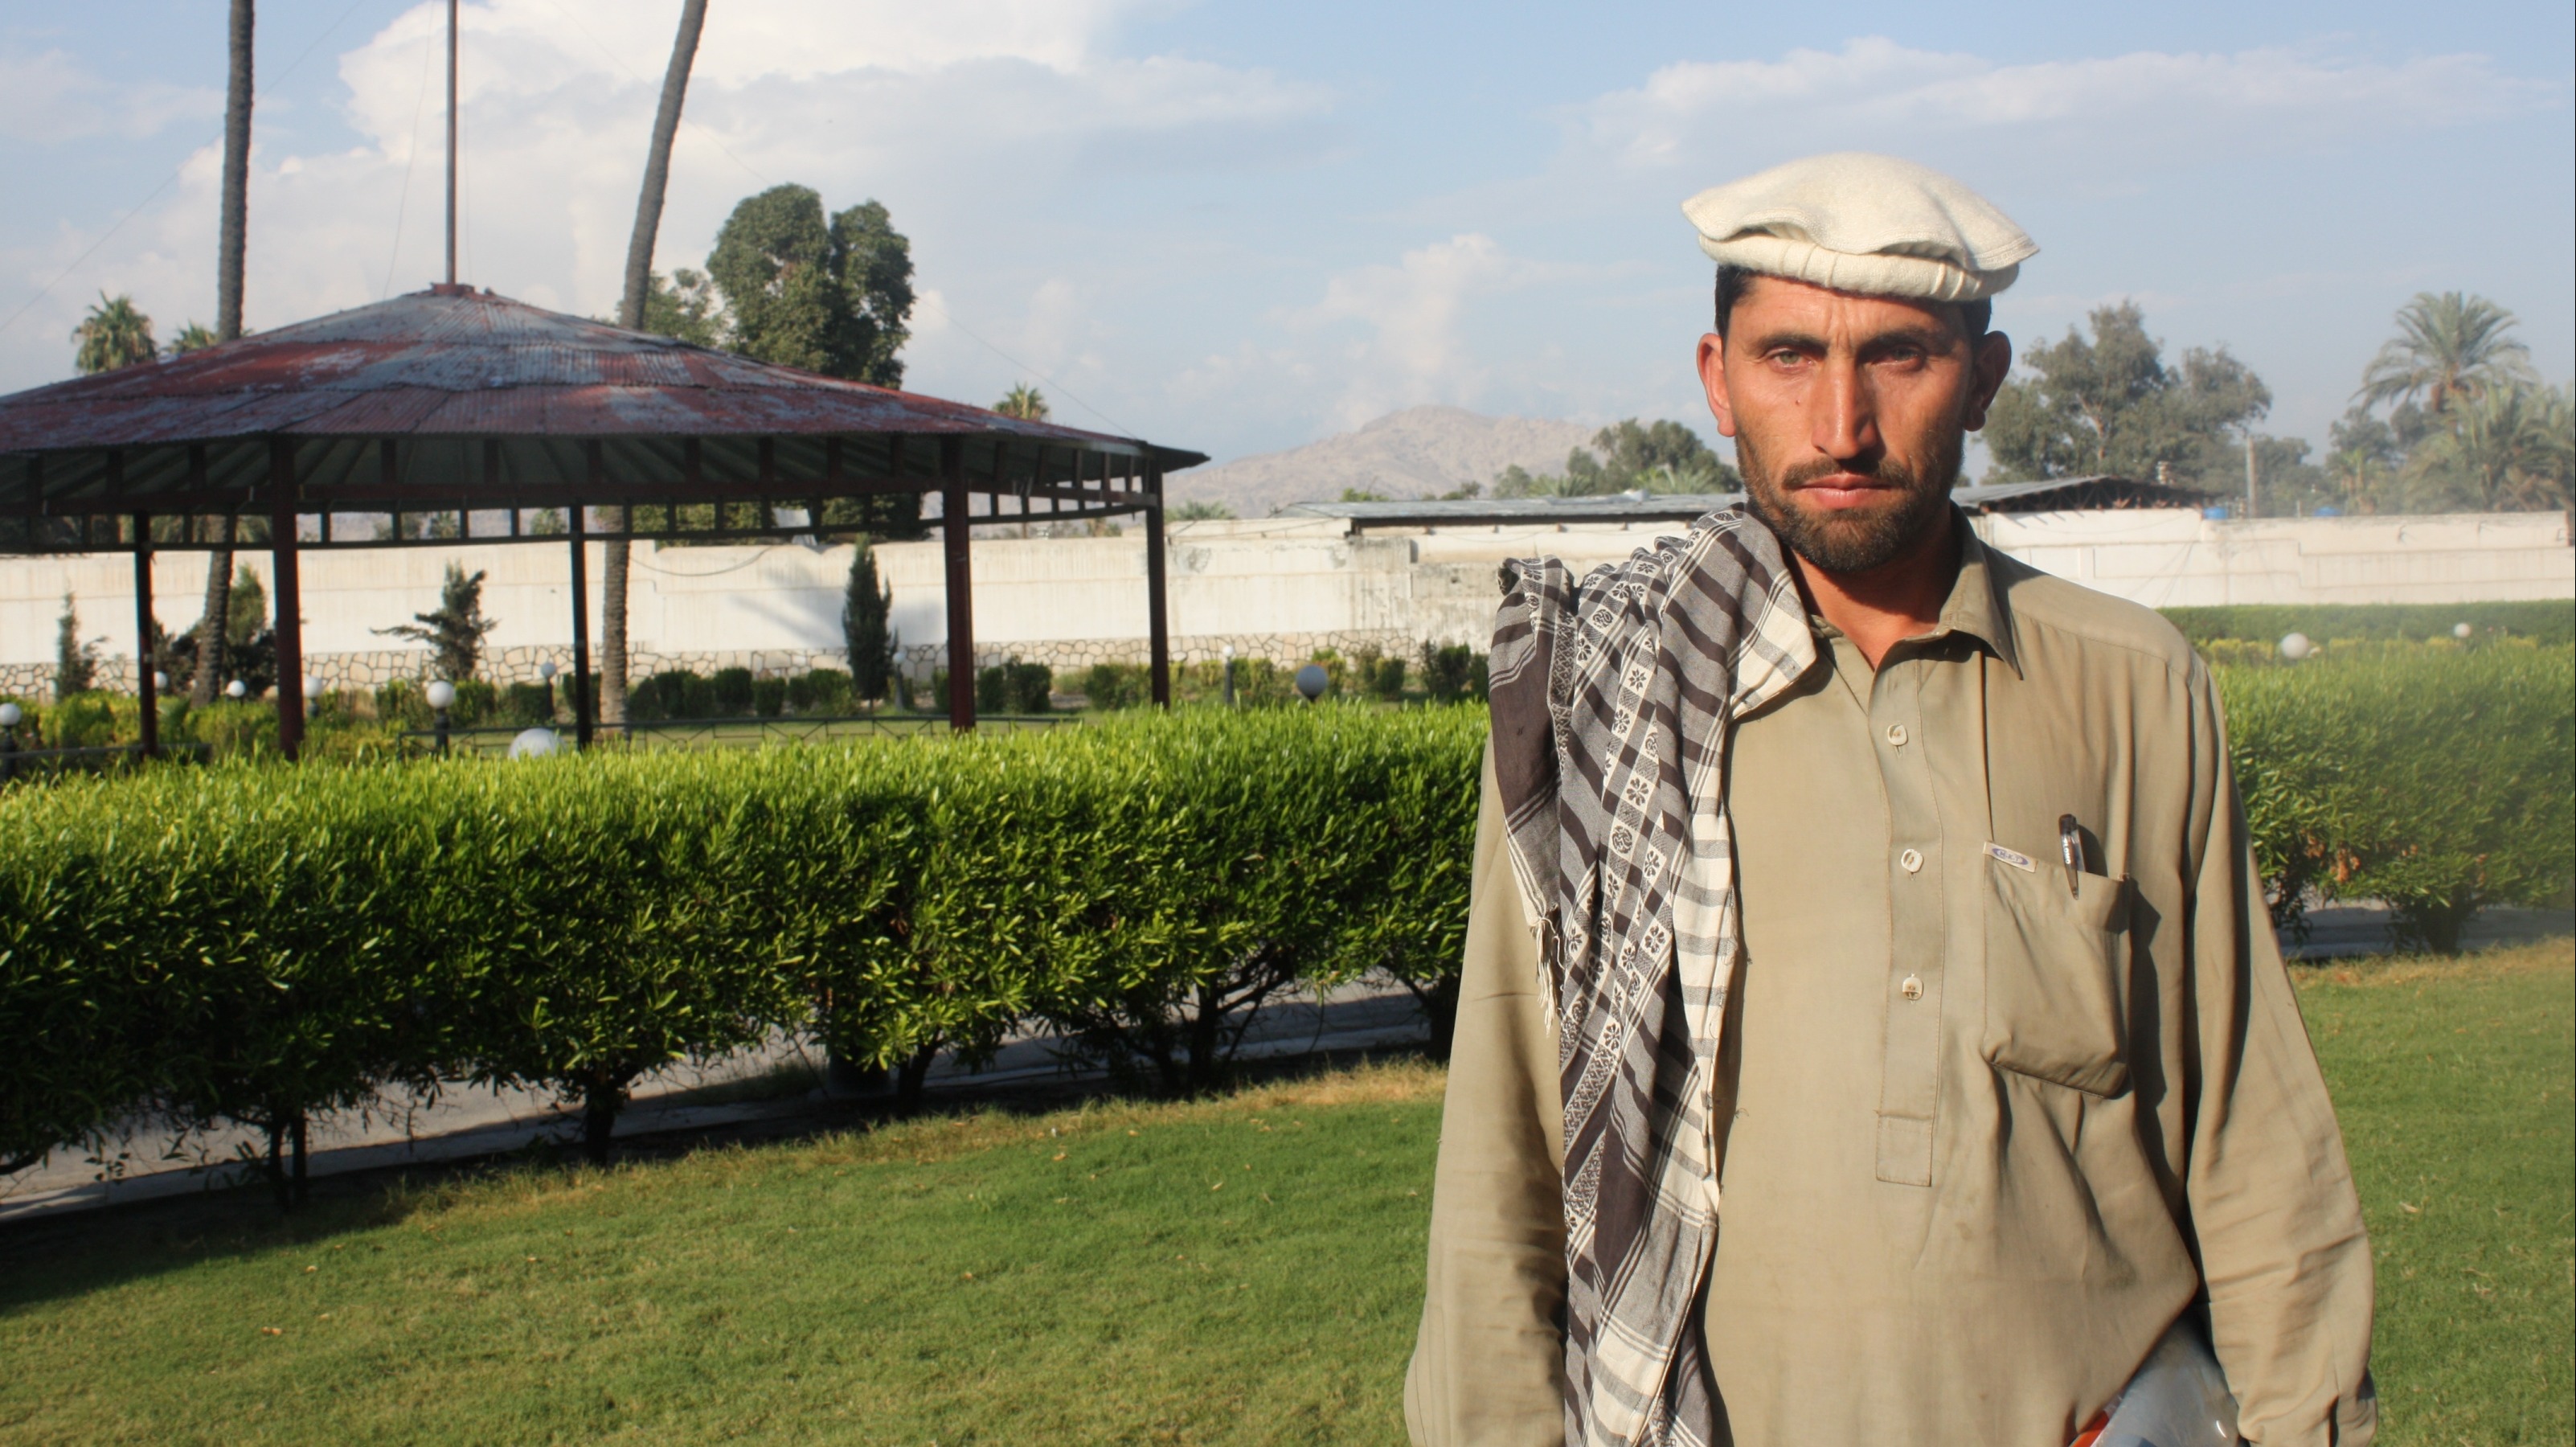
[1222,644,1237,707]
[1296,663,1328,703]
[0,702,16,783]
[152,671,168,691]
[507,727,560,760]
[225,678,248,699]
[2278,633,2312,662]
[425,679,457,755]
[539,658,559,717]
[2453,622,2473,640]
[302,674,325,718]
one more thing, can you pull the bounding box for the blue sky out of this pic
[2,1,2567,472]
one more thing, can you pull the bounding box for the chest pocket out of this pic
[1981,855,2134,1097]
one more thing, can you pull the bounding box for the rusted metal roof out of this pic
[0,285,1203,551]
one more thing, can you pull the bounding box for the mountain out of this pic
[1165,406,1599,519]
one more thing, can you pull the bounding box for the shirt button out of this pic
[1900,974,1923,1000]
[1885,724,1908,746]
[1899,847,1923,873]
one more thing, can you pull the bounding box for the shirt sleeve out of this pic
[2182,660,2378,1446]
[1405,744,1570,1447]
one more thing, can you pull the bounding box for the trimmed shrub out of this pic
[2164,601,2572,649]
[499,682,555,727]
[752,677,788,718]
[712,666,756,716]
[2219,646,2574,952]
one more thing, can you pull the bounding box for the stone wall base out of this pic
[3,631,1435,700]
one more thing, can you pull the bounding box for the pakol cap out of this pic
[1682,152,2036,303]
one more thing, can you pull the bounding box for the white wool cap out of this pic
[1681,153,2036,303]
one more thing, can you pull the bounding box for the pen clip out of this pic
[2058,814,2083,898]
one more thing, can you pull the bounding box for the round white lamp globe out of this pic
[507,727,560,760]
[2453,622,2473,640]
[225,678,248,699]
[424,679,457,711]
[301,674,324,697]
[0,703,20,728]
[2279,633,2313,662]
[539,660,559,682]
[1294,663,1329,701]
[152,671,169,691]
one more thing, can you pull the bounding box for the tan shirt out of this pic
[1407,533,2375,1447]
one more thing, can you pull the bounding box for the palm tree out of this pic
[190,0,256,707]
[601,0,711,730]
[165,322,219,357]
[2356,292,2536,419]
[72,293,158,374]
[994,383,1050,420]
[2434,383,2574,512]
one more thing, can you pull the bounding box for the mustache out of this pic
[1773,456,1928,491]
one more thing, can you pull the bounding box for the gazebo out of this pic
[0,285,1204,756]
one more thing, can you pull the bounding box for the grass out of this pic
[2291,938,2574,1445]
[1,945,2567,1445]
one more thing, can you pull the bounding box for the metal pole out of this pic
[568,488,595,749]
[1145,457,1171,708]
[941,437,975,732]
[133,515,158,758]
[444,0,458,286]
[268,439,305,760]
[2244,435,2257,520]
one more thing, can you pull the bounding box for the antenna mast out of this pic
[444,0,457,285]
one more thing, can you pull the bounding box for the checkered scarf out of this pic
[1486,509,1815,1447]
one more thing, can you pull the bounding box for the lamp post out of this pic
[425,679,457,755]
[1221,644,1236,707]
[1295,663,1328,703]
[0,702,19,783]
[539,658,559,720]
[301,674,324,719]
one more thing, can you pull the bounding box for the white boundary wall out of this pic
[4,510,2566,691]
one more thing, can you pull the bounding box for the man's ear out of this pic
[1698,333,1737,439]
[1964,330,2013,432]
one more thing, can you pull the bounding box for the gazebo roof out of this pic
[0,285,1203,551]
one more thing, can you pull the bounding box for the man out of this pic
[1405,153,2374,1447]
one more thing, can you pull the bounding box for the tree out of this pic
[2326,405,2401,514]
[1982,301,2273,489]
[639,268,721,346]
[72,294,157,375]
[164,322,219,357]
[1171,499,1235,520]
[994,384,1049,420]
[602,0,710,732]
[2356,292,2534,420]
[1492,418,1736,498]
[54,595,103,699]
[2412,382,2574,513]
[374,564,498,681]
[191,0,256,708]
[842,544,897,705]
[705,185,914,386]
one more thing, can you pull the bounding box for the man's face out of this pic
[1698,277,2012,576]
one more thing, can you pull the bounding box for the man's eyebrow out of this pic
[1740,327,1827,354]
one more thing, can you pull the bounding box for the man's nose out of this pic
[1812,358,1880,462]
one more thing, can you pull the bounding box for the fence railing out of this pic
[0,740,212,783]
[404,710,1081,756]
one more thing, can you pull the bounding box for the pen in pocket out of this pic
[2058,814,2083,897]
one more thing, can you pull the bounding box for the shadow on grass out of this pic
[0,1040,1438,1316]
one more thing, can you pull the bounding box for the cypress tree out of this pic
[843,544,896,703]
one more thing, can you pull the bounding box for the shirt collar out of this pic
[1800,506,2024,676]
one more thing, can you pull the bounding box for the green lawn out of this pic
[2,945,2568,1445]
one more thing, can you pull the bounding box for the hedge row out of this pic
[2161,601,2573,648]
[0,707,1483,1196]
[2,647,2566,1202]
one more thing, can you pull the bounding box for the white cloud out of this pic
[0,0,1330,392]
[0,50,219,144]
[1284,234,1562,428]
[1575,37,2558,172]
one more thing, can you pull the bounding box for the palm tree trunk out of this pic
[600,0,709,727]
[191,0,254,706]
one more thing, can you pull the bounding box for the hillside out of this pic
[1165,406,1597,519]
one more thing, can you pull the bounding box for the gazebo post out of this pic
[1145,457,1170,708]
[132,512,158,758]
[268,437,305,760]
[941,436,975,732]
[568,496,595,749]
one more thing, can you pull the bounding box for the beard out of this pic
[1736,429,1964,575]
